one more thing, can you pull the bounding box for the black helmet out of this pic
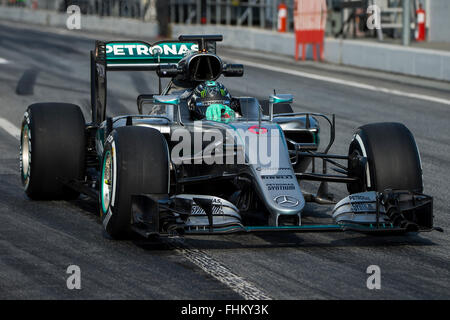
[190,81,231,109]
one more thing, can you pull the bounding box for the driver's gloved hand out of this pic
[205,104,235,123]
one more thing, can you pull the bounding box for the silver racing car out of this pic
[19,35,439,239]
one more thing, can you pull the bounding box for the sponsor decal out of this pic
[349,195,372,201]
[191,205,224,216]
[248,125,267,135]
[256,167,291,171]
[105,43,198,59]
[266,183,295,191]
[274,195,299,207]
[351,203,376,212]
[191,198,224,215]
[261,175,293,180]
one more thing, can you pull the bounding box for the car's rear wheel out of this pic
[20,103,86,200]
[100,126,169,239]
[347,122,423,194]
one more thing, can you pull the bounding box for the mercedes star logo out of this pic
[274,195,299,208]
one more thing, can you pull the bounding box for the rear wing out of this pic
[91,36,221,124]
[95,38,218,71]
[104,40,200,71]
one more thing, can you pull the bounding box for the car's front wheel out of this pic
[100,126,169,239]
[347,122,423,194]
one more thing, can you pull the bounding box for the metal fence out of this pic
[169,0,297,31]
[0,0,419,41]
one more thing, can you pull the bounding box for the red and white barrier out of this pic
[294,0,327,61]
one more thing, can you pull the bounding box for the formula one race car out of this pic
[20,35,438,239]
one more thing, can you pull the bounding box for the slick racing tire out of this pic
[347,122,423,194]
[100,126,169,239]
[20,103,86,200]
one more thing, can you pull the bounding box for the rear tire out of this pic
[20,103,86,200]
[100,126,169,239]
[347,122,423,194]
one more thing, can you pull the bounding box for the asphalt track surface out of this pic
[0,21,449,300]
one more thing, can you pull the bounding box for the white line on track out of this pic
[171,239,272,300]
[0,57,9,64]
[225,56,450,107]
[0,117,20,140]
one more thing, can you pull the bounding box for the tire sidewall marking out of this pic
[101,150,111,214]
[102,138,117,230]
[20,111,32,191]
[354,133,372,189]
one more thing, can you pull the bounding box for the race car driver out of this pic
[189,81,238,123]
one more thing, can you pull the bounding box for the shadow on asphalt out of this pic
[128,231,436,252]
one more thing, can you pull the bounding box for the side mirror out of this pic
[223,64,244,77]
[268,94,293,120]
[139,95,181,123]
[269,94,293,104]
[154,95,180,105]
[137,94,155,114]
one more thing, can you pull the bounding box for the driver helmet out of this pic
[189,81,231,116]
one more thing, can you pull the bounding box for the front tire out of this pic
[347,122,423,194]
[100,126,169,239]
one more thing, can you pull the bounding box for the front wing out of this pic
[129,189,438,237]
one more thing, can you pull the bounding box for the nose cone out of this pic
[238,122,305,218]
[274,195,302,208]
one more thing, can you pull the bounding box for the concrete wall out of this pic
[1,6,449,82]
[172,24,450,82]
[0,6,159,39]
[325,39,450,82]
[172,24,297,57]
[428,0,450,43]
